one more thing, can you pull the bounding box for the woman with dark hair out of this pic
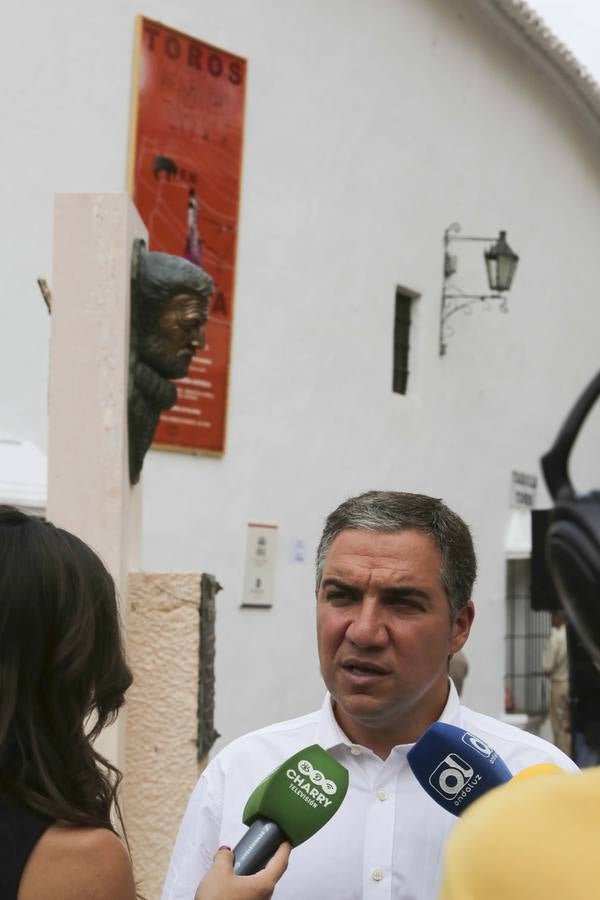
[0,506,288,900]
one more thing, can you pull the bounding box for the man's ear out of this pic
[450,600,475,653]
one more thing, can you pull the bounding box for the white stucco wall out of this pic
[3,0,600,761]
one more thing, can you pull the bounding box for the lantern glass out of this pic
[484,230,519,292]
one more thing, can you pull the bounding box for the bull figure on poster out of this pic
[128,238,214,484]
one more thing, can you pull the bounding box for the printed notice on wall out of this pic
[128,16,247,454]
[510,470,538,509]
[242,523,278,608]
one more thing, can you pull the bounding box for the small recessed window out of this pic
[393,287,417,395]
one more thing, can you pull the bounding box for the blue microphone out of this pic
[407,723,512,816]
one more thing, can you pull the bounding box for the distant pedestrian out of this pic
[543,610,571,756]
[449,649,469,696]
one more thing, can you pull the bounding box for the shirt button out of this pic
[350,746,361,756]
[371,868,384,882]
[376,790,387,801]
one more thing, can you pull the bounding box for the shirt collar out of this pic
[316,693,353,751]
[315,679,462,752]
[437,678,462,726]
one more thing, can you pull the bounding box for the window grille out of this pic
[504,558,551,716]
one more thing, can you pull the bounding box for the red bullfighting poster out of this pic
[128,16,246,454]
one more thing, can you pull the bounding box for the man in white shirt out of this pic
[542,610,570,756]
[161,491,576,900]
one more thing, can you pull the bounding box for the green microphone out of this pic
[232,744,349,875]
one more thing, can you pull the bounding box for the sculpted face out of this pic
[316,529,474,755]
[140,292,209,378]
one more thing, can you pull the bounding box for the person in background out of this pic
[448,649,469,696]
[566,627,600,767]
[0,506,288,900]
[542,609,571,756]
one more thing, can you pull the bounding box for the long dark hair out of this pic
[0,505,133,834]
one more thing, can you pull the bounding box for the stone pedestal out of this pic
[125,572,207,899]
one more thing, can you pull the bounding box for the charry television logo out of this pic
[286,759,338,809]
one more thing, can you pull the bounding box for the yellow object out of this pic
[440,767,600,899]
[510,762,563,783]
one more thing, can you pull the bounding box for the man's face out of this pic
[316,528,474,748]
[140,292,209,378]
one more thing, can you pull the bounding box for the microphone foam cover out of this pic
[242,744,349,846]
[407,722,512,816]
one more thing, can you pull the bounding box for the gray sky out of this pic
[529,0,600,82]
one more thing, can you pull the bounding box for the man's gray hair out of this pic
[315,491,477,618]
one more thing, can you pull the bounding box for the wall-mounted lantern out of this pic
[440,222,519,355]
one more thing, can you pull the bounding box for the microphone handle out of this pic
[232,817,288,875]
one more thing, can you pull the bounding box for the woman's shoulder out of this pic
[19,823,137,900]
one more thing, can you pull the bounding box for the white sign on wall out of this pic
[241,522,278,607]
[290,538,306,562]
[510,470,538,509]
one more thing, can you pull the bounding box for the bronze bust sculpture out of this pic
[128,239,214,484]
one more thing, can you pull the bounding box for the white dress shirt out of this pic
[161,682,577,900]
